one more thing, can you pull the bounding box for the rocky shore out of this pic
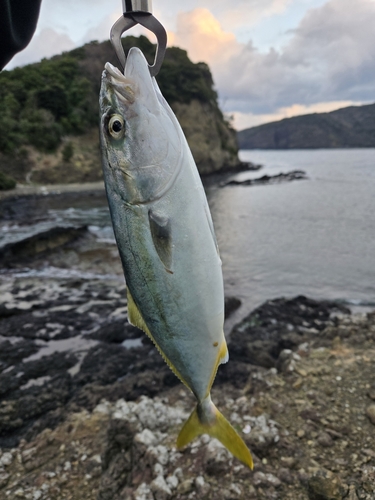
[0,191,374,500]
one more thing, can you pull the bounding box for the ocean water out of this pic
[208,149,375,322]
[1,149,375,326]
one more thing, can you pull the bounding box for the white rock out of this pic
[134,483,154,500]
[253,471,281,488]
[0,452,13,467]
[166,475,179,490]
[92,454,102,464]
[230,483,243,496]
[33,491,42,500]
[246,414,280,450]
[148,445,169,466]
[93,401,111,415]
[174,468,184,481]
[153,463,164,477]
[195,476,205,489]
[151,475,172,498]
[230,412,242,425]
[135,429,158,446]
[205,438,231,463]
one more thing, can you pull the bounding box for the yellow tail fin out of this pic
[177,396,254,470]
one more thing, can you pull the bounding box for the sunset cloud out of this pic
[169,0,375,128]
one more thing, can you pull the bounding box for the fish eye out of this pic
[108,115,125,139]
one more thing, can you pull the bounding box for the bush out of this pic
[0,171,16,190]
[62,141,74,162]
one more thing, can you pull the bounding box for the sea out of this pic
[1,148,375,328]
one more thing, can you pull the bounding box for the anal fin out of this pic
[126,288,190,390]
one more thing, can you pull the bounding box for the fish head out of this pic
[99,47,182,205]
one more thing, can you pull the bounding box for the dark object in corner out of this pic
[0,0,42,69]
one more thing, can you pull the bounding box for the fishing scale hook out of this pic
[110,0,167,77]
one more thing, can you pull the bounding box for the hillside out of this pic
[237,103,375,149]
[0,36,240,186]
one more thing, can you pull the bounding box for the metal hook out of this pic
[110,0,167,77]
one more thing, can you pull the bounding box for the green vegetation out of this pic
[62,141,74,163]
[0,36,220,156]
[0,50,97,154]
[0,171,16,190]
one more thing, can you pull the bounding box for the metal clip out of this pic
[110,0,167,77]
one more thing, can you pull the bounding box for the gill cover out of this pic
[101,48,183,205]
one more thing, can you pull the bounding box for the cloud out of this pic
[5,28,76,69]
[201,0,293,30]
[170,1,375,121]
[170,8,240,64]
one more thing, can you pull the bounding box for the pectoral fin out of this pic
[148,210,172,271]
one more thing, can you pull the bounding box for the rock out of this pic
[221,170,307,187]
[253,472,281,488]
[177,479,194,495]
[171,99,240,175]
[229,295,349,368]
[150,475,172,499]
[135,429,158,447]
[246,414,280,453]
[166,475,178,490]
[317,432,334,448]
[134,483,154,500]
[0,452,13,467]
[0,226,88,264]
[148,445,169,466]
[365,405,375,425]
[224,296,242,319]
[307,472,347,500]
[0,472,9,488]
[278,467,294,484]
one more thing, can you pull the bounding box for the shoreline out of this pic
[0,181,106,202]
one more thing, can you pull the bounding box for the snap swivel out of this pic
[110,0,167,77]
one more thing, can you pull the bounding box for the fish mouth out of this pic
[102,62,135,104]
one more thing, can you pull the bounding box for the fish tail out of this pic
[176,395,254,469]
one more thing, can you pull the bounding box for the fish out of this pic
[99,47,253,469]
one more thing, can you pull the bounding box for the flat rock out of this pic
[307,472,347,500]
[221,170,307,187]
[229,295,350,368]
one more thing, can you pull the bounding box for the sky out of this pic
[5,0,375,130]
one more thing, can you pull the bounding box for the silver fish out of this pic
[99,47,253,469]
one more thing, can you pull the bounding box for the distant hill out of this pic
[0,36,240,186]
[237,103,375,149]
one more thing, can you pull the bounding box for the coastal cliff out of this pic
[0,36,240,186]
[238,103,375,149]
